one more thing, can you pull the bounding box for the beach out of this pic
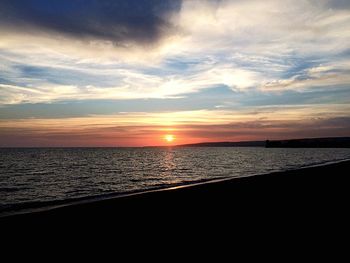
[1,160,349,230]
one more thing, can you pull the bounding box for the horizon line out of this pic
[1,136,350,148]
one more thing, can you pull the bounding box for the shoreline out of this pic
[1,157,349,218]
[1,159,350,225]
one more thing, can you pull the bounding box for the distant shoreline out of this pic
[174,136,350,148]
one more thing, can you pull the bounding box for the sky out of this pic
[0,0,350,146]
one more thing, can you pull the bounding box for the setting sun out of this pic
[164,134,175,142]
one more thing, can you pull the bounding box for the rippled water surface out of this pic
[1,147,350,210]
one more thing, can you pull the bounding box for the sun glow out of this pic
[164,134,175,142]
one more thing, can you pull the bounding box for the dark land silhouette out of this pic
[175,137,350,148]
[176,140,266,147]
[265,137,350,148]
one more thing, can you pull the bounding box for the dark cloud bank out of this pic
[0,0,182,45]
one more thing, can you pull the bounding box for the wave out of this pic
[2,158,350,218]
[0,187,30,193]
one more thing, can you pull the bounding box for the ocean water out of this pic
[1,147,350,213]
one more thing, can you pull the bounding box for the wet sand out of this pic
[1,160,349,231]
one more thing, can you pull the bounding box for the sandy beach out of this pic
[1,160,349,231]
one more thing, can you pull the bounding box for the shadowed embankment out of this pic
[1,160,349,230]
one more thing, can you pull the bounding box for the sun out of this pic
[164,134,175,142]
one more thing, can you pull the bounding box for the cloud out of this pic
[0,0,181,46]
[325,0,350,9]
[261,61,350,91]
[0,0,350,147]
[0,57,264,104]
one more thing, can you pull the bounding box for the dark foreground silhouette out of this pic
[265,137,350,148]
[175,137,350,148]
[1,160,349,235]
[170,137,350,148]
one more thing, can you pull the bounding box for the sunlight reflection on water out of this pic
[1,147,350,207]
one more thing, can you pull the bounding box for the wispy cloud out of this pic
[1,0,350,104]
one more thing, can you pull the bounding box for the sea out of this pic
[1,147,350,215]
